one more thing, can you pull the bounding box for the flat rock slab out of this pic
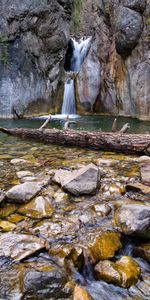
[140,162,150,185]
[126,183,150,195]
[0,233,45,261]
[113,204,150,238]
[6,182,43,203]
[53,163,100,196]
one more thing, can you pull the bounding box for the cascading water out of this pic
[61,37,92,115]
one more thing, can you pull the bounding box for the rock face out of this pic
[94,256,141,288]
[0,0,73,118]
[113,204,150,238]
[0,232,45,261]
[74,0,150,120]
[53,163,100,196]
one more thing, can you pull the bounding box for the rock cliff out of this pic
[0,0,73,118]
[76,0,150,120]
[0,0,150,120]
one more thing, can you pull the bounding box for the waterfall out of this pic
[61,37,92,115]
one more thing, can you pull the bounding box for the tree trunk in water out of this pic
[0,127,150,155]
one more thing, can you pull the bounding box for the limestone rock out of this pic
[18,196,53,219]
[73,285,93,300]
[88,231,122,263]
[113,204,150,237]
[140,162,150,185]
[123,0,147,13]
[0,232,45,261]
[6,182,42,203]
[133,242,150,263]
[115,7,143,57]
[94,256,141,288]
[54,164,100,196]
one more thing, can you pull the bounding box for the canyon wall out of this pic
[0,0,73,118]
[76,0,150,120]
[0,0,150,120]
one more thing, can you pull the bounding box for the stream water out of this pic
[0,115,150,300]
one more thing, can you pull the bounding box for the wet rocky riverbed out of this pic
[0,119,150,300]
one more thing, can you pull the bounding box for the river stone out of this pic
[10,158,27,165]
[133,242,150,263]
[6,182,43,203]
[18,196,53,219]
[126,183,150,195]
[16,171,34,179]
[115,7,143,57]
[73,285,94,300]
[93,203,111,217]
[123,0,147,13]
[94,256,141,288]
[0,232,45,261]
[0,220,16,232]
[88,231,122,263]
[54,164,100,196]
[140,162,150,185]
[113,204,150,237]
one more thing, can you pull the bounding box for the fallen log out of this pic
[0,127,150,155]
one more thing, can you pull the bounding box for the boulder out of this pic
[94,256,141,288]
[123,0,147,13]
[133,242,150,263]
[6,182,43,203]
[88,231,122,263]
[73,285,93,300]
[0,232,45,261]
[115,7,143,57]
[18,196,53,219]
[140,162,150,185]
[53,164,100,196]
[113,204,150,238]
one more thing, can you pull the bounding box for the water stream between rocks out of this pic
[0,116,150,300]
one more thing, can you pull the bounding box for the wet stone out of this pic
[113,204,150,238]
[140,162,150,185]
[10,158,28,165]
[93,203,111,217]
[88,231,122,263]
[0,232,45,261]
[0,220,16,232]
[6,182,43,203]
[16,170,34,179]
[126,183,150,195]
[94,256,141,288]
[73,285,94,300]
[18,196,54,219]
[133,242,150,263]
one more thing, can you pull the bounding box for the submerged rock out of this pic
[18,196,53,219]
[133,242,150,263]
[94,256,141,288]
[113,204,150,238]
[6,182,43,203]
[54,164,100,196]
[73,285,93,300]
[140,162,150,185]
[0,232,45,261]
[88,231,122,263]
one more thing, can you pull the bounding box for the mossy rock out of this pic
[94,256,141,288]
[18,196,53,219]
[0,204,18,218]
[0,220,16,232]
[88,231,122,263]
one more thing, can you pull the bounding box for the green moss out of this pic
[0,36,9,65]
[70,0,84,33]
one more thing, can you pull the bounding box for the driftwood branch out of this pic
[0,127,150,155]
[111,118,130,133]
[39,115,52,130]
